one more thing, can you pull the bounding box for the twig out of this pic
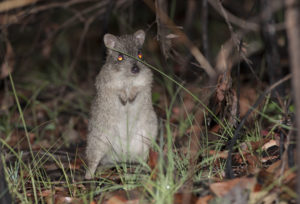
[143,0,217,80]
[260,0,283,96]
[214,1,262,86]
[208,0,259,31]
[201,0,210,61]
[226,74,292,178]
[155,0,171,59]
[0,0,95,14]
[208,0,284,32]
[211,0,285,79]
[184,0,196,36]
[67,13,96,79]
[42,1,109,48]
[216,0,254,75]
[215,32,262,83]
[0,0,109,25]
[0,0,38,13]
[236,41,242,124]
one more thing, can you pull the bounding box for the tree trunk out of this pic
[285,0,300,202]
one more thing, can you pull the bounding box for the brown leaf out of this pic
[247,138,270,151]
[38,189,52,197]
[148,148,158,169]
[209,150,228,159]
[210,177,255,197]
[104,196,139,204]
[266,160,296,183]
[173,193,198,204]
[266,160,281,173]
[262,139,279,150]
[244,153,260,174]
[256,170,274,189]
[69,158,84,170]
[209,124,221,133]
[261,155,279,163]
[103,190,142,204]
[195,195,213,204]
[54,196,83,204]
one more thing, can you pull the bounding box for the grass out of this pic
[0,55,296,203]
[1,69,192,203]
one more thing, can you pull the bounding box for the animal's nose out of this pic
[131,64,140,74]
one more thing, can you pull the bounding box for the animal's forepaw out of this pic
[119,90,127,105]
[128,87,138,103]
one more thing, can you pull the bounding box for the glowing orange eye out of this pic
[138,52,142,59]
[117,54,123,61]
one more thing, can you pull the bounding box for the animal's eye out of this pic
[117,54,124,61]
[138,51,142,59]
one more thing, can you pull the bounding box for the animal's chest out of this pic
[111,101,147,156]
[116,101,143,139]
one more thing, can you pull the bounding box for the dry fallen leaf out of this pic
[69,158,84,170]
[38,189,52,197]
[209,150,228,159]
[104,196,139,204]
[103,189,142,204]
[262,139,278,150]
[210,177,255,197]
[195,195,213,204]
[148,148,159,180]
[173,193,198,204]
[148,148,159,170]
[266,160,281,173]
[54,196,83,204]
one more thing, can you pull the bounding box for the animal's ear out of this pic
[104,34,118,49]
[134,30,145,46]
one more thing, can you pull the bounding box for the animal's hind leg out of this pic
[85,143,106,179]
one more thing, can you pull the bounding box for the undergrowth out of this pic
[0,58,294,203]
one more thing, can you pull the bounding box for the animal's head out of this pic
[103,30,152,86]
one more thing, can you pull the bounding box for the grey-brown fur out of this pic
[85,30,158,179]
